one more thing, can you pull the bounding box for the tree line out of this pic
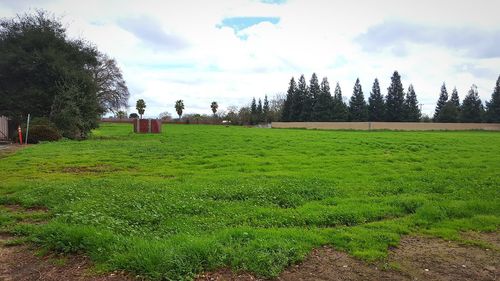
[281,71,420,122]
[281,71,500,123]
[131,71,499,125]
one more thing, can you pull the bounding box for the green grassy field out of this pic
[1,123,499,280]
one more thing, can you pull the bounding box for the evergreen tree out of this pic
[257,98,263,122]
[281,77,296,121]
[348,78,368,121]
[403,84,421,121]
[293,75,308,121]
[368,78,385,121]
[434,83,448,121]
[299,74,316,121]
[263,95,270,123]
[312,77,332,121]
[485,75,500,122]
[439,101,459,123]
[331,82,348,121]
[460,85,483,123]
[450,87,460,107]
[250,97,257,124]
[443,87,461,122]
[385,71,405,121]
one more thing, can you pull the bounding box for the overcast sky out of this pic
[1,0,500,117]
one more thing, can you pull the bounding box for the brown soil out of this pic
[198,232,500,281]
[0,144,24,158]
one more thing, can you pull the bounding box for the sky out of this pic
[1,0,500,117]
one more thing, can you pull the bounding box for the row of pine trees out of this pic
[281,71,500,123]
[281,71,421,122]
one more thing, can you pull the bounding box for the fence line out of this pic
[271,122,500,131]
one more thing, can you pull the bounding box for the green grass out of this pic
[0,123,499,280]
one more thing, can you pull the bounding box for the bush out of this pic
[26,125,62,144]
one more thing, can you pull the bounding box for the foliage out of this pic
[26,124,62,144]
[403,84,421,121]
[0,10,101,139]
[438,101,460,123]
[136,99,146,119]
[281,78,296,121]
[368,78,385,121]
[0,124,498,280]
[293,75,307,121]
[434,83,449,121]
[129,113,139,119]
[311,77,332,121]
[210,101,218,116]
[348,78,368,121]
[385,71,405,121]
[485,75,500,123]
[302,73,319,121]
[331,82,348,121]
[175,100,184,119]
[263,95,270,123]
[115,111,127,119]
[460,85,483,123]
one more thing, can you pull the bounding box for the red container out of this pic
[133,119,162,133]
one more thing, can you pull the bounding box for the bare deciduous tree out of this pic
[90,53,130,114]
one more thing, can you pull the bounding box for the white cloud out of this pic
[1,0,499,117]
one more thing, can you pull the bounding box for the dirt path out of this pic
[0,232,498,280]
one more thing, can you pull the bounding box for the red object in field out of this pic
[133,119,162,133]
[17,125,23,144]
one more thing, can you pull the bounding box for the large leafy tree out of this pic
[368,78,385,121]
[0,10,101,138]
[434,83,449,121]
[404,84,421,121]
[136,99,146,118]
[385,71,405,121]
[312,77,332,121]
[460,85,483,123]
[281,77,296,121]
[348,78,368,121]
[331,82,348,121]
[485,75,500,122]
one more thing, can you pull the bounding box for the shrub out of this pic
[27,125,62,144]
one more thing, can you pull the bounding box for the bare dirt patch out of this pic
[391,235,499,281]
[0,244,136,281]
[198,232,499,281]
[0,144,25,158]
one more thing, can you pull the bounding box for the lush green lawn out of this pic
[1,123,499,280]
